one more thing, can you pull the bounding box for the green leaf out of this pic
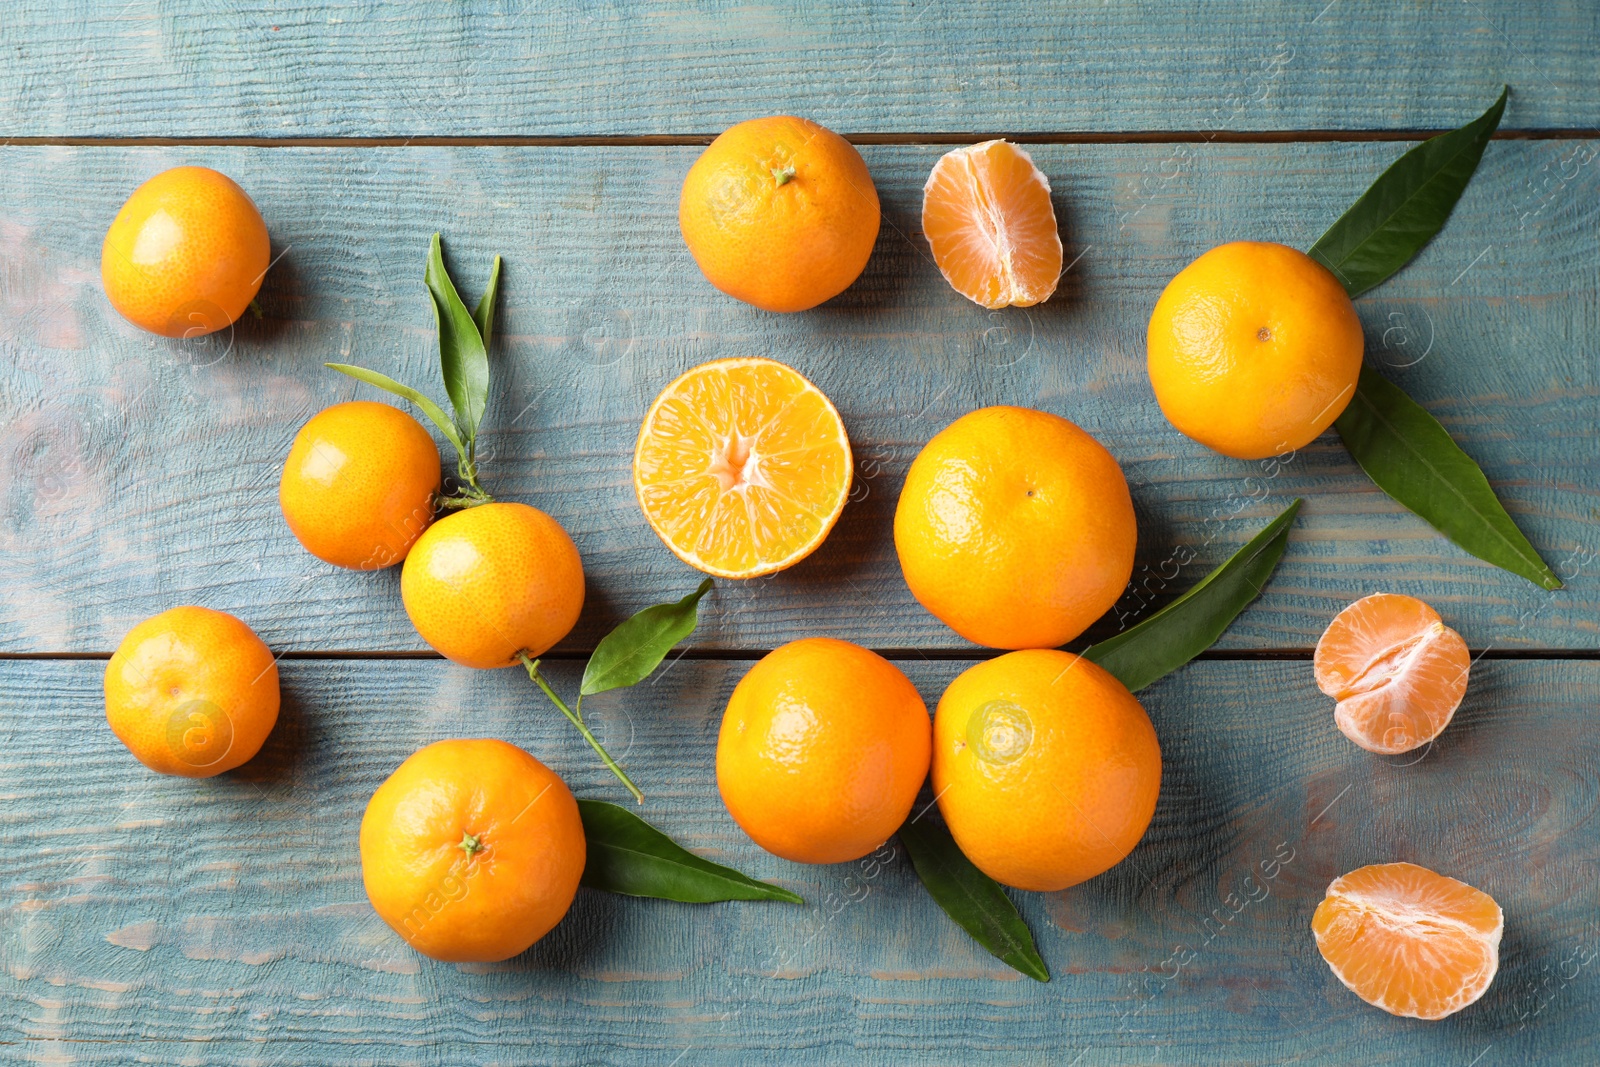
[1309,86,1506,298]
[473,255,503,354]
[577,799,803,904]
[324,362,466,456]
[424,233,491,442]
[899,812,1049,983]
[1083,499,1302,693]
[581,579,714,697]
[1335,366,1559,590]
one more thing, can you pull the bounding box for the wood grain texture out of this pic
[1,657,1595,1064]
[1,142,1593,653]
[3,2,1598,138]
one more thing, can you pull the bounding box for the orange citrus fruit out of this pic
[279,400,442,570]
[717,638,931,864]
[634,357,852,579]
[400,502,585,669]
[1314,593,1470,754]
[894,405,1136,650]
[104,606,279,778]
[933,649,1160,891]
[922,139,1063,309]
[101,166,271,338]
[1313,861,1503,1020]
[360,738,586,963]
[1147,241,1363,460]
[679,116,880,313]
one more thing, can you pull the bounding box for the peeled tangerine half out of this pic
[922,139,1063,309]
[1314,862,1503,1021]
[633,357,852,578]
[1314,593,1470,754]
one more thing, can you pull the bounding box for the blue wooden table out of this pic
[2,4,1596,1064]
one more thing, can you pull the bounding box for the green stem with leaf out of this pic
[520,653,644,804]
[327,233,501,510]
[329,235,718,805]
[518,578,714,803]
[1305,86,1557,589]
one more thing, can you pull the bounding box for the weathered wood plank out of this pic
[1,658,1595,1063]
[0,142,1594,653]
[4,2,1597,137]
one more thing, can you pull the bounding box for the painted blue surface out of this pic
[1,659,1596,1064]
[0,142,1593,654]
[3,2,1597,137]
[0,3,1594,1063]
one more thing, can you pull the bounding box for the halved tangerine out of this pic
[1314,593,1470,754]
[633,357,852,578]
[921,139,1063,309]
[1313,861,1503,1021]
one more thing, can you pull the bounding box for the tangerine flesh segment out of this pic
[1313,861,1502,1020]
[634,357,852,578]
[922,139,1063,309]
[1314,593,1470,754]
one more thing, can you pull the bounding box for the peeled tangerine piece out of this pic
[921,139,1063,309]
[1314,862,1503,1021]
[1313,593,1470,754]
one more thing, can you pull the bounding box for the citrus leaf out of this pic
[1083,499,1301,693]
[577,800,803,904]
[323,362,466,456]
[424,233,491,442]
[899,811,1049,983]
[473,255,503,354]
[581,579,713,697]
[1335,366,1559,590]
[1310,87,1506,298]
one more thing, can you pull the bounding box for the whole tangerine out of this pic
[1147,241,1364,460]
[360,738,586,962]
[679,116,880,313]
[933,649,1161,892]
[400,501,585,669]
[717,638,931,864]
[279,400,442,570]
[101,166,271,338]
[104,605,280,778]
[894,405,1137,650]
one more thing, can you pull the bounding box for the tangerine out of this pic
[400,502,585,669]
[717,638,931,864]
[101,166,271,338]
[1314,593,1470,754]
[679,116,880,312]
[279,400,442,569]
[104,606,279,778]
[894,405,1136,650]
[360,738,586,962]
[922,139,1063,309]
[1147,241,1363,460]
[1313,861,1502,1020]
[634,357,852,579]
[933,649,1160,891]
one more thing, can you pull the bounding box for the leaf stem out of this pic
[519,653,644,804]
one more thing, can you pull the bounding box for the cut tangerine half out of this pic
[921,139,1063,309]
[1314,593,1470,755]
[1313,861,1503,1021]
[634,357,852,578]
